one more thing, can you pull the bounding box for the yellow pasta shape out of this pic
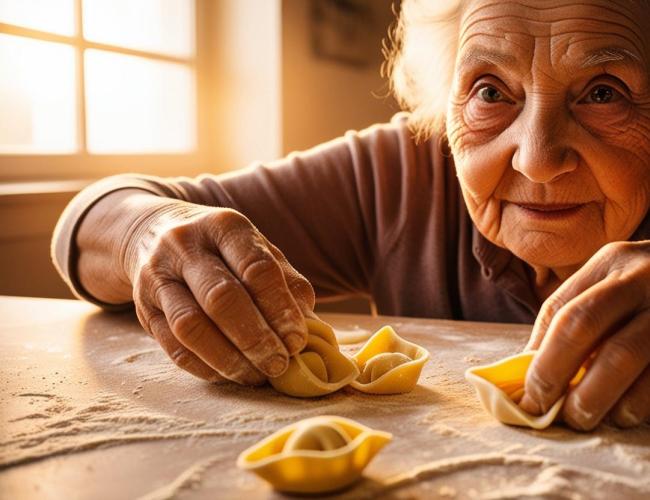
[465,351,587,429]
[237,415,392,494]
[269,318,359,398]
[350,325,430,394]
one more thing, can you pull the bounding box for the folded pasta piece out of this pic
[465,351,587,429]
[269,318,359,397]
[350,325,430,394]
[237,415,392,494]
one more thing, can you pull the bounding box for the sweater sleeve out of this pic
[51,114,415,309]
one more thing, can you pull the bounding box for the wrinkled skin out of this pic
[446,0,650,429]
[77,190,315,385]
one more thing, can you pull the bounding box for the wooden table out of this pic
[1,296,649,499]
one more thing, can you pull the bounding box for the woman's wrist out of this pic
[76,190,196,304]
[119,196,192,284]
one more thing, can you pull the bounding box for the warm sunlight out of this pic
[85,50,195,154]
[0,0,195,156]
[82,0,194,58]
[0,33,77,154]
[0,0,75,36]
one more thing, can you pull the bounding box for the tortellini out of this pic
[269,318,359,397]
[351,325,430,394]
[237,415,392,494]
[465,351,587,429]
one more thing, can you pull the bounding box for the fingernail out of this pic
[285,333,306,354]
[616,405,641,428]
[566,396,597,431]
[264,354,288,377]
[519,394,543,415]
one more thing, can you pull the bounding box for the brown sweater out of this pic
[51,113,650,324]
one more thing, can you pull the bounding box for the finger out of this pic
[610,364,650,428]
[526,253,613,351]
[180,251,290,377]
[216,228,308,355]
[154,280,266,385]
[519,278,642,416]
[134,299,225,383]
[263,236,316,315]
[561,310,650,430]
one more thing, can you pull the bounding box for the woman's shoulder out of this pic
[342,112,452,174]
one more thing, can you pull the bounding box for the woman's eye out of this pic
[582,84,623,104]
[477,85,504,103]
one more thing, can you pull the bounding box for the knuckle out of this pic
[537,296,561,332]
[216,209,251,235]
[136,262,158,286]
[553,304,600,349]
[541,294,564,318]
[203,278,240,313]
[136,263,170,300]
[167,306,205,344]
[236,330,268,356]
[159,224,200,254]
[169,345,198,371]
[600,339,644,378]
[289,275,315,306]
[235,330,284,369]
[152,280,177,309]
[239,255,281,286]
[599,240,626,258]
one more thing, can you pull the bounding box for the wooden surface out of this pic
[1,296,649,500]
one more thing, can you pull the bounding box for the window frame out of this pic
[0,0,214,182]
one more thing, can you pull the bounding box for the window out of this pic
[0,0,209,181]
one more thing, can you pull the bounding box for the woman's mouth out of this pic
[511,202,587,220]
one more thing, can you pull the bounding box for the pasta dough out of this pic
[351,326,430,394]
[269,318,359,397]
[465,351,587,429]
[237,415,392,494]
[283,421,350,451]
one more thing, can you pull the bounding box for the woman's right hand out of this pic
[124,198,315,385]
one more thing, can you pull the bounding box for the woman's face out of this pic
[446,0,650,271]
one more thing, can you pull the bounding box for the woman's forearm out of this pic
[75,189,179,304]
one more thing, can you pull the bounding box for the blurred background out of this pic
[0,0,398,306]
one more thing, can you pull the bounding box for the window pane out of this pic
[0,34,77,154]
[85,50,195,154]
[0,0,75,36]
[82,0,194,58]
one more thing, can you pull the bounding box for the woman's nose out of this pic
[511,99,578,183]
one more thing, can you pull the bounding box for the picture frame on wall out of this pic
[310,0,378,67]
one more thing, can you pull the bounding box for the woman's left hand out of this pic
[520,240,650,430]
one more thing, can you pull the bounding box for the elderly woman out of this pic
[52,0,650,431]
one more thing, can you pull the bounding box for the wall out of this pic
[0,183,82,299]
[281,0,397,154]
[205,0,282,168]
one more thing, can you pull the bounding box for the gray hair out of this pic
[384,0,467,141]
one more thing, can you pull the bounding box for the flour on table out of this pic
[0,391,262,469]
[3,310,650,500]
[137,453,225,500]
